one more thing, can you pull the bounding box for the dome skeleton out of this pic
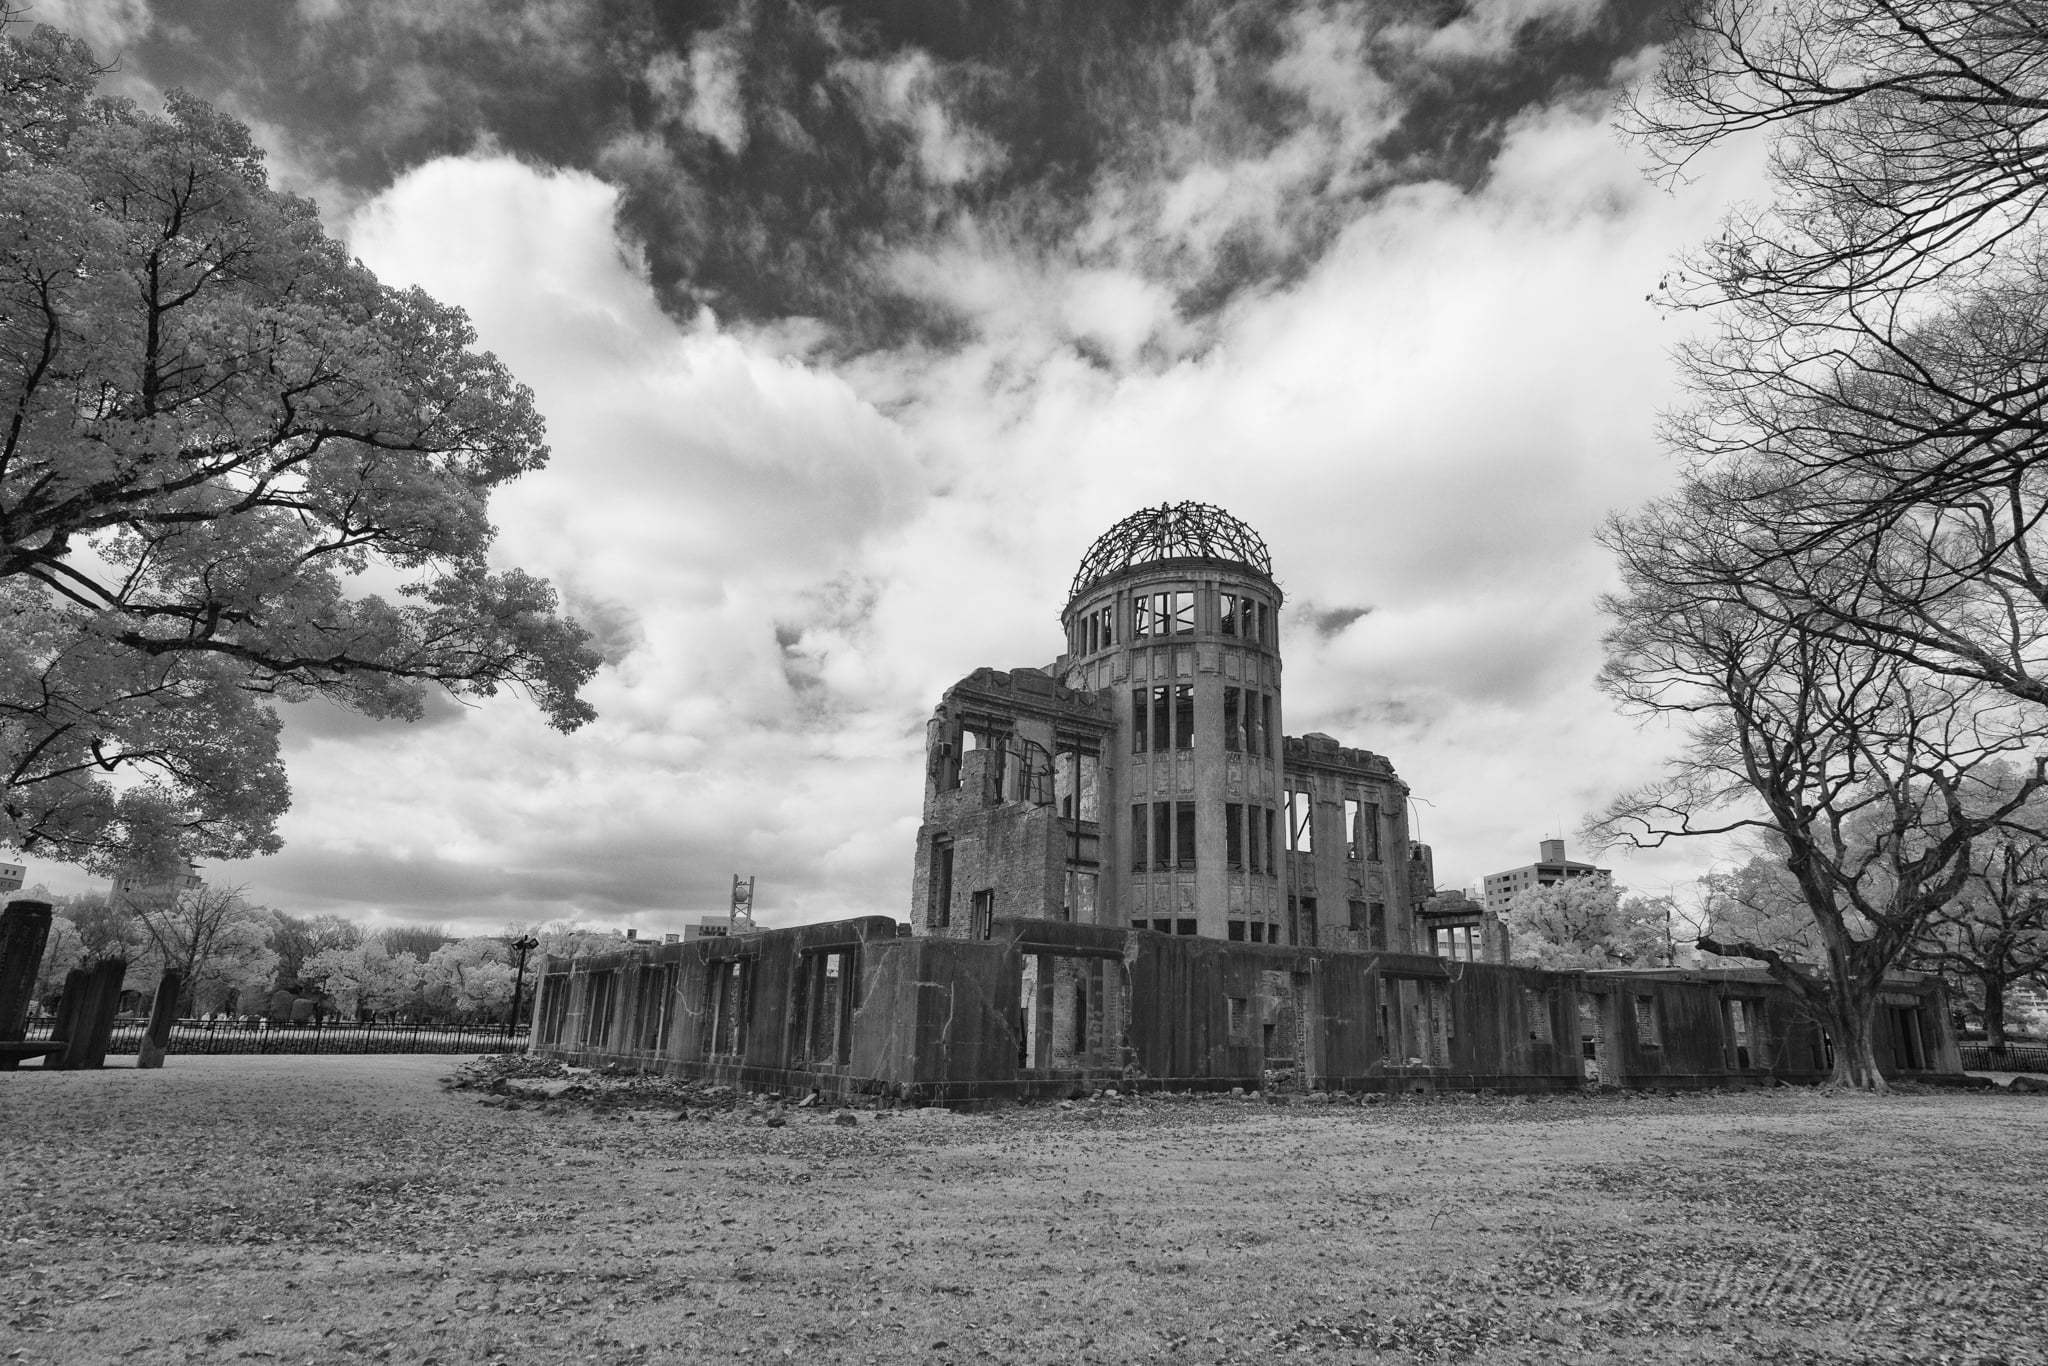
[1068,502,1275,602]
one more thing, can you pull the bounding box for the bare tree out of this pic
[1593,538,2047,1088]
[127,883,275,1014]
[1628,0,2048,318]
[1910,771,2048,1049]
[1616,0,2048,723]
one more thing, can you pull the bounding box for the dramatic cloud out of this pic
[14,1,1767,929]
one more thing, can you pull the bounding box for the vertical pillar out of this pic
[0,898,54,1044]
[136,969,182,1069]
[50,958,127,1069]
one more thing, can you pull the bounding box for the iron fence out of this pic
[19,1017,529,1056]
[1959,1043,2048,1074]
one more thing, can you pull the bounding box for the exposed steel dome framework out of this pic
[1068,502,1274,601]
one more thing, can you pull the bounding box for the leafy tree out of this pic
[265,909,363,991]
[301,939,422,1021]
[422,937,517,1021]
[1502,878,1687,970]
[531,920,628,961]
[0,19,599,873]
[377,923,454,961]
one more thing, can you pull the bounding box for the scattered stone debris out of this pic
[446,1054,2048,1122]
[446,1055,750,1117]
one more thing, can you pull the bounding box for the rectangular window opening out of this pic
[1056,747,1102,823]
[1223,687,1241,752]
[1288,790,1314,854]
[1173,683,1194,750]
[932,840,954,929]
[1175,801,1197,870]
[1175,918,1198,937]
[1345,798,1363,861]
[1226,802,1245,870]
[1064,868,1097,924]
[1154,803,1174,871]
[1074,974,1090,1056]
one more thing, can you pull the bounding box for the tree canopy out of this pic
[1502,878,1685,971]
[0,19,600,872]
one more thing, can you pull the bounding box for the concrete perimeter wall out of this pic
[528,916,1959,1105]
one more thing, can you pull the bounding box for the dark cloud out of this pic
[275,688,467,749]
[102,0,1670,355]
[558,588,643,666]
[1311,605,1371,637]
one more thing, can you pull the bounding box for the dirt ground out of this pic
[3,1057,2043,1365]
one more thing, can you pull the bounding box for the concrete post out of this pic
[136,969,182,1069]
[0,898,53,1043]
[49,958,126,1069]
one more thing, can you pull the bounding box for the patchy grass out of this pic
[2,1056,2044,1364]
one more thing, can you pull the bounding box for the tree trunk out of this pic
[1982,971,2007,1053]
[1828,987,1889,1092]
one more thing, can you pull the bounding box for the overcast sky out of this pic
[26,0,1769,934]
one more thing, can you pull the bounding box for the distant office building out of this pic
[682,917,732,941]
[0,861,24,895]
[1481,839,1610,917]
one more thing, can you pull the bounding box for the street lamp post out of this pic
[507,934,539,1042]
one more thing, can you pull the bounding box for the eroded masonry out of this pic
[529,504,1961,1101]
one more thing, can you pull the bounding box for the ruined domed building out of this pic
[522,506,1963,1101]
[912,502,1426,953]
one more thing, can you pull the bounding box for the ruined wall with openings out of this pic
[527,914,1960,1105]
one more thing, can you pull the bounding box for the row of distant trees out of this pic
[26,883,623,1024]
